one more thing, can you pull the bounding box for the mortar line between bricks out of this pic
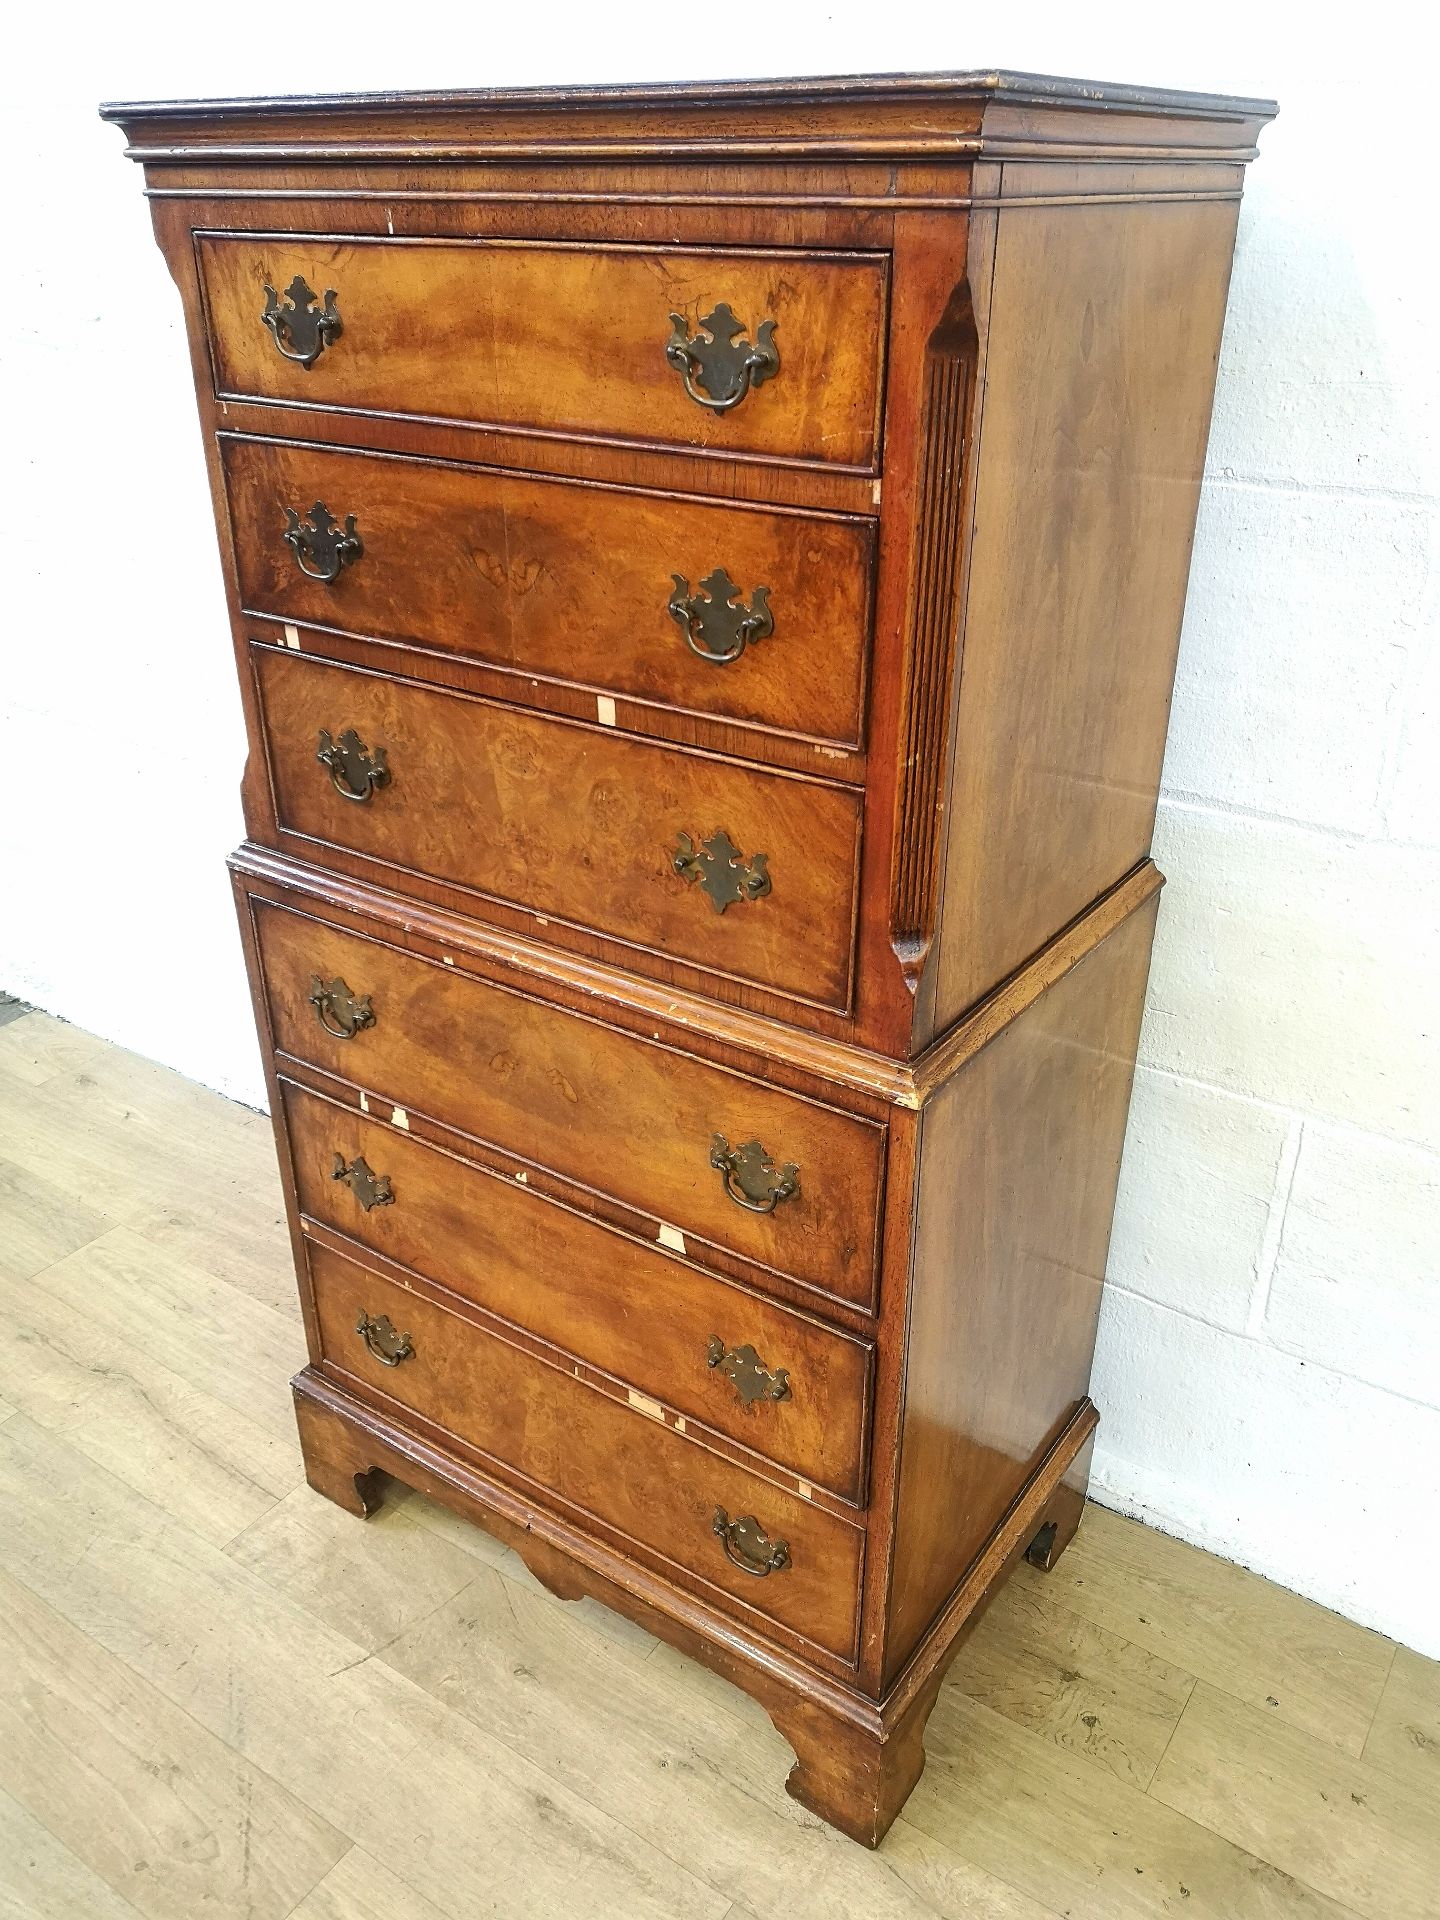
[1197,470,1440,510]
[1155,787,1421,846]
[1131,1056,1440,1165]
[1099,1281,1440,1416]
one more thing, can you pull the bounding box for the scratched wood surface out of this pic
[1,1007,1434,1918]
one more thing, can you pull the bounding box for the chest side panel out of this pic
[933,187,1241,1027]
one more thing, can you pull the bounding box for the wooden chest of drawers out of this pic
[104,69,1273,1845]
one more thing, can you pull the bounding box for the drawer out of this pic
[253,647,862,1010]
[198,233,888,469]
[310,1242,863,1660]
[253,897,884,1310]
[284,1080,871,1498]
[223,435,874,751]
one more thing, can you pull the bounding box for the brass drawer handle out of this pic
[673,830,770,913]
[284,502,362,583]
[713,1507,790,1577]
[308,975,374,1041]
[262,274,342,368]
[331,1152,394,1212]
[317,727,389,803]
[355,1310,413,1367]
[667,569,773,666]
[710,1135,799,1214]
[665,304,779,413]
[707,1337,791,1406]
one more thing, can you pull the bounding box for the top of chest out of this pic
[100,71,1275,514]
[101,68,1275,167]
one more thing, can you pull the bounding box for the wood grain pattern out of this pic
[0,1783,154,1920]
[222,433,876,750]
[0,1562,349,1920]
[306,1242,865,1662]
[1151,1683,1440,1920]
[1041,1503,1396,1757]
[225,1480,485,1656]
[103,69,1276,1849]
[198,232,889,468]
[930,192,1242,1030]
[253,646,862,1009]
[887,893,1159,1675]
[949,1574,1196,1788]
[282,1077,873,1499]
[0,1410,729,1920]
[1363,1648,1440,1792]
[0,1248,299,1545]
[251,893,886,1307]
[914,1688,1355,1919]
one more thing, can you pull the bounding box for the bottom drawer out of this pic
[309,1243,863,1662]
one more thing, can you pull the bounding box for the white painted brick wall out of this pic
[1086,24,1440,1656]
[4,7,1436,1654]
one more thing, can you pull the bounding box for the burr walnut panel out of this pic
[197,232,890,468]
[221,433,875,749]
[308,1241,865,1661]
[282,1078,873,1499]
[252,646,863,1009]
[251,897,886,1309]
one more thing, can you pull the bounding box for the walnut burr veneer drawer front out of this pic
[253,648,861,1009]
[253,898,884,1310]
[309,1242,864,1661]
[198,233,889,469]
[284,1080,871,1499]
[224,435,874,750]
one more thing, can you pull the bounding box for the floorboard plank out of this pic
[0,1150,114,1281]
[1033,1506,1394,1755]
[1151,1681,1440,1920]
[0,1260,300,1545]
[288,1845,454,1920]
[0,1782,150,1920]
[0,1011,113,1087]
[906,1686,1357,1919]
[34,1226,305,1440]
[225,1485,485,1653]
[1361,1647,1440,1793]
[948,1575,1197,1788]
[0,1564,348,1920]
[0,1415,730,1920]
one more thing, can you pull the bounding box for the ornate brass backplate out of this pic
[673,830,771,913]
[331,1152,394,1211]
[710,1135,800,1214]
[707,1337,792,1406]
[316,727,389,803]
[713,1507,790,1577]
[667,569,773,665]
[355,1310,413,1366]
[665,304,779,412]
[262,275,342,368]
[283,501,362,583]
[308,975,375,1041]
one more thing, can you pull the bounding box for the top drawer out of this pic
[196,233,890,470]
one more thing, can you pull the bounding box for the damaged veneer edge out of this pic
[229,841,1164,1111]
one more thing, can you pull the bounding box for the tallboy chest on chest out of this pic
[104,69,1272,1845]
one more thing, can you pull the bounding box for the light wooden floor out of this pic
[0,1009,1435,1920]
